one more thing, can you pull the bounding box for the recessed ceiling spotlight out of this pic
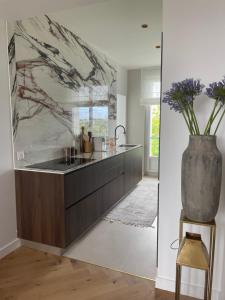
[155,45,161,49]
[141,24,148,29]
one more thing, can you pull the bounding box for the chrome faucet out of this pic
[114,125,126,144]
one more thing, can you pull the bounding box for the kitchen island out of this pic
[15,145,143,248]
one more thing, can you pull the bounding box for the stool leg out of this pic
[208,226,216,300]
[175,264,181,300]
[179,220,183,246]
[204,270,208,300]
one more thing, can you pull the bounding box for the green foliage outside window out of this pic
[80,119,108,137]
[79,106,108,137]
[150,105,160,157]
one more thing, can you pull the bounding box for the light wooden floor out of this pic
[0,247,197,300]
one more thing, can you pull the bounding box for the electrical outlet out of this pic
[17,151,25,161]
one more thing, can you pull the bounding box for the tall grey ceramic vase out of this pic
[181,135,222,222]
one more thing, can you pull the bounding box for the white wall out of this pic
[157,1,225,299]
[50,0,162,70]
[116,94,127,145]
[0,20,18,257]
[127,68,161,175]
[117,66,127,96]
[0,0,108,20]
[126,69,146,172]
[127,69,145,147]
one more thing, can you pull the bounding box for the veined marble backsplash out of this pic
[8,15,118,167]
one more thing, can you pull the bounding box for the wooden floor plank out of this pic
[0,247,197,300]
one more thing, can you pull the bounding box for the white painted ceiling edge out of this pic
[49,0,162,69]
[0,0,110,20]
[0,0,162,69]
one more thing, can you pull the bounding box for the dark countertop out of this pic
[15,145,142,175]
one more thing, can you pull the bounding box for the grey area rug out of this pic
[104,178,158,228]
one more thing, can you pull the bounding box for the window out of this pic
[92,86,109,101]
[151,81,160,99]
[73,106,108,137]
[150,104,160,157]
[78,85,109,102]
[140,67,160,105]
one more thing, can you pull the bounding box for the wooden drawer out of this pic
[65,174,125,246]
[64,166,96,208]
[65,189,103,245]
[102,174,125,211]
[96,154,124,185]
[64,154,124,208]
[124,147,143,193]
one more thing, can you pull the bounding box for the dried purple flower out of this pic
[162,77,225,135]
[163,78,204,113]
[206,77,225,104]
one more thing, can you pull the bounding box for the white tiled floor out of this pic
[64,178,158,279]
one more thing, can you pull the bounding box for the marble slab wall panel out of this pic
[8,15,117,167]
[8,22,17,138]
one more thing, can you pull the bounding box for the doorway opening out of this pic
[9,0,162,280]
[8,0,162,279]
[61,0,162,280]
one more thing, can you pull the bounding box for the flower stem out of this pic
[188,104,200,135]
[181,103,195,134]
[214,108,225,135]
[204,99,219,135]
[208,104,223,133]
[185,110,194,134]
[182,111,193,134]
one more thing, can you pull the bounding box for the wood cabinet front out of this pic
[65,189,103,246]
[64,154,124,208]
[15,147,143,248]
[15,171,66,248]
[124,147,143,193]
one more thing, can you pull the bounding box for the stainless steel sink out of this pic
[119,144,137,148]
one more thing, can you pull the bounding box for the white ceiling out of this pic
[50,0,162,69]
[0,0,109,20]
[1,0,162,69]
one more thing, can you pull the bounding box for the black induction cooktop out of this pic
[26,157,95,172]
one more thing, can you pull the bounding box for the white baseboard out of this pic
[0,238,63,259]
[0,238,21,259]
[21,239,64,256]
[144,170,158,178]
[219,292,225,300]
[156,275,221,300]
